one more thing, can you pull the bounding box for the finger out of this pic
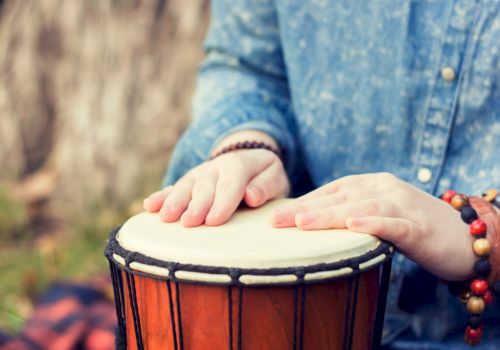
[295,199,397,230]
[205,152,275,225]
[346,216,421,251]
[295,174,371,203]
[244,162,289,208]
[205,172,246,226]
[296,172,396,203]
[180,175,217,227]
[272,189,369,227]
[159,178,194,222]
[143,187,173,212]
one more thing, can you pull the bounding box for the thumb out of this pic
[244,161,289,207]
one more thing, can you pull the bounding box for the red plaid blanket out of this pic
[0,282,116,350]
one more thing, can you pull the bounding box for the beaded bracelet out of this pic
[209,140,283,161]
[441,188,498,346]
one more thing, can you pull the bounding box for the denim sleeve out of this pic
[163,0,297,187]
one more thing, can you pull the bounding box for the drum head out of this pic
[109,199,393,285]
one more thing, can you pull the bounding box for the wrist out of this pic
[210,130,279,158]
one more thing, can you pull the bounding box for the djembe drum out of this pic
[105,199,393,350]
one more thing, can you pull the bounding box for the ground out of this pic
[0,187,134,333]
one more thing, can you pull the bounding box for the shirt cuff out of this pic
[191,93,297,177]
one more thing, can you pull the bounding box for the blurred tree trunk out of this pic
[0,0,209,234]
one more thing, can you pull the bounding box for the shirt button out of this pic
[417,167,433,183]
[441,67,456,82]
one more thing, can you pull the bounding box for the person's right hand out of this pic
[143,149,289,227]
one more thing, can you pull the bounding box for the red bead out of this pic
[442,190,457,203]
[470,219,487,236]
[471,279,489,295]
[466,325,484,340]
[484,290,494,305]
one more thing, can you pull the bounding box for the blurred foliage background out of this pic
[0,0,209,333]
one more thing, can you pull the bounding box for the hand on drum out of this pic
[272,172,476,282]
[143,148,289,227]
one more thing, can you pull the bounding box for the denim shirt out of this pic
[163,1,500,348]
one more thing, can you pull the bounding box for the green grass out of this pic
[0,197,131,334]
[0,187,28,244]
[0,170,156,335]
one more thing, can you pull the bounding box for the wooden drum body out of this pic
[105,200,393,350]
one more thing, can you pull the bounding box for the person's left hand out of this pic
[271,172,476,281]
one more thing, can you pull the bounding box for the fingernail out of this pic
[148,192,162,200]
[248,186,262,202]
[161,203,176,214]
[187,206,201,217]
[181,212,197,227]
[159,204,176,222]
[346,217,364,227]
[297,212,317,226]
[206,211,216,222]
[346,217,354,227]
[273,208,287,225]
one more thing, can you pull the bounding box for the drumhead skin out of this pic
[109,199,393,285]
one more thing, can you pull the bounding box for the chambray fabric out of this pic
[163,0,500,348]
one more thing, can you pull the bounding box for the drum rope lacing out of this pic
[166,280,179,350]
[106,226,394,349]
[125,271,144,350]
[105,226,394,287]
[109,261,392,350]
[109,261,127,350]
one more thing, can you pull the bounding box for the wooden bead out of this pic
[467,296,486,314]
[451,194,468,210]
[442,190,457,203]
[482,188,498,202]
[474,258,491,277]
[465,324,483,341]
[470,279,488,295]
[470,219,487,237]
[461,206,478,224]
[468,314,482,328]
[473,239,491,256]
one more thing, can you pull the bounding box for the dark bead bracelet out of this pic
[474,258,491,278]
[209,140,283,161]
[469,314,482,329]
[441,189,498,346]
[461,206,478,224]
